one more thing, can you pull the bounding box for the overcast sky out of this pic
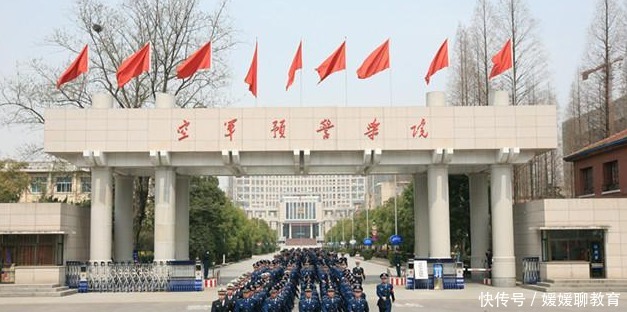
[0,0,593,159]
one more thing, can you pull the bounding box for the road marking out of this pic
[394,302,424,308]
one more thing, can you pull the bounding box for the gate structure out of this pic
[45,90,557,288]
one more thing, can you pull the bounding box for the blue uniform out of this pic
[348,297,369,312]
[299,297,321,312]
[261,296,282,312]
[234,297,255,312]
[376,283,394,312]
[321,295,343,312]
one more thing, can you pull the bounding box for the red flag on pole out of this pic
[116,43,151,88]
[57,45,88,89]
[425,39,448,85]
[315,41,346,83]
[489,39,513,79]
[177,41,211,79]
[286,41,302,91]
[357,39,390,79]
[245,41,258,97]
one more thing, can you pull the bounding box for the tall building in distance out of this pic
[228,175,366,245]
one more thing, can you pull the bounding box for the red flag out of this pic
[316,41,346,83]
[57,45,88,89]
[357,39,390,79]
[489,39,513,79]
[116,43,151,88]
[245,41,258,97]
[425,39,448,85]
[177,41,211,79]
[286,41,302,91]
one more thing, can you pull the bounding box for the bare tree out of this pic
[448,23,476,106]
[470,0,499,106]
[449,0,499,107]
[496,0,550,106]
[0,0,236,251]
[579,0,625,138]
[0,0,235,126]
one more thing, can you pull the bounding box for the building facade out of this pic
[228,175,366,245]
[514,129,627,281]
[18,161,91,204]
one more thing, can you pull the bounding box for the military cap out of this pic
[352,284,363,291]
[304,284,313,292]
[242,287,251,293]
[380,273,389,279]
[218,287,227,294]
[227,283,235,290]
[327,286,336,292]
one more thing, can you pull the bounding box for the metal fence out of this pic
[522,257,540,285]
[65,261,199,292]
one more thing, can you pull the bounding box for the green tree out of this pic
[0,160,30,203]
[326,176,470,260]
[188,176,276,263]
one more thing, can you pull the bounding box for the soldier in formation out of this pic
[223,248,373,312]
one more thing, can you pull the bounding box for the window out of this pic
[580,167,593,195]
[30,176,47,193]
[0,234,64,266]
[602,161,619,192]
[541,230,604,262]
[55,176,72,193]
[80,177,91,193]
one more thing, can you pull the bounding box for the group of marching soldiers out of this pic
[210,248,395,312]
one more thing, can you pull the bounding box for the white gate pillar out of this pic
[114,175,134,261]
[491,164,516,287]
[175,175,190,260]
[413,173,429,258]
[469,173,490,282]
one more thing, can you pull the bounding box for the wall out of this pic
[15,266,65,285]
[44,106,557,153]
[0,203,90,263]
[572,144,627,197]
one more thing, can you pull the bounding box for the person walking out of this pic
[321,286,343,312]
[352,260,365,285]
[348,284,369,312]
[376,273,394,312]
[299,284,321,312]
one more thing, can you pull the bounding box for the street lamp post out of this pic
[351,204,356,241]
[394,175,398,235]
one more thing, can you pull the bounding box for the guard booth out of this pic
[411,258,465,290]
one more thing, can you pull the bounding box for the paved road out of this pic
[3,251,627,311]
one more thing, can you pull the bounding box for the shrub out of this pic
[361,249,374,260]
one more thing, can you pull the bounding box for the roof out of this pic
[564,128,627,161]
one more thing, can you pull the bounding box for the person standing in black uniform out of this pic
[352,260,365,285]
[212,287,231,312]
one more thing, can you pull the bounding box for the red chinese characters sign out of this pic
[410,118,429,138]
[316,118,334,139]
[271,119,286,139]
[364,118,380,140]
[177,119,190,141]
[174,114,431,143]
[224,118,237,141]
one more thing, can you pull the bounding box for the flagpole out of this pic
[389,38,393,107]
[344,37,348,107]
[300,39,303,107]
[255,37,258,108]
